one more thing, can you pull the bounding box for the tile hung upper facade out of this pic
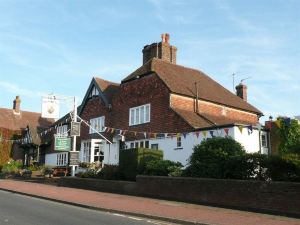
[44,34,269,168]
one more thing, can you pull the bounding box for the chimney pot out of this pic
[13,96,21,113]
[142,33,177,64]
[236,83,247,101]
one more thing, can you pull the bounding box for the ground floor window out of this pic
[261,134,267,147]
[56,153,67,166]
[127,140,150,149]
[83,141,91,162]
[151,144,159,150]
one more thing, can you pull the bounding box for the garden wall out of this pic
[59,175,300,217]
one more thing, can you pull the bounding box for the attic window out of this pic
[89,86,99,98]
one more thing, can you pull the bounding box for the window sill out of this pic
[174,147,183,150]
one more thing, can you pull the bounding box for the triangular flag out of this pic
[153,133,157,139]
[133,131,137,137]
[284,118,291,127]
[247,125,253,135]
[209,130,214,138]
[176,133,181,138]
[238,125,243,134]
[183,133,187,139]
[144,132,147,138]
[224,128,229,136]
[195,131,200,138]
[274,119,282,128]
[111,128,115,134]
[202,131,207,138]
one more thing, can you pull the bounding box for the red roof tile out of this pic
[94,77,119,103]
[122,58,262,115]
[0,108,54,131]
[172,107,257,129]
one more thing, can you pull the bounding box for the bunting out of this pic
[202,131,207,138]
[238,125,243,134]
[224,128,229,136]
[274,119,282,128]
[209,130,214,138]
[195,131,200,138]
[247,125,253,135]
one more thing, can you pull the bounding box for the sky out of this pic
[0,0,299,122]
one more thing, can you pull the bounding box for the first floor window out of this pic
[89,116,105,133]
[57,124,68,136]
[129,104,150,126]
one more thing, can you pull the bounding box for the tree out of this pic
[277,118,300,154]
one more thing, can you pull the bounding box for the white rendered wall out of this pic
[125,126,268,165]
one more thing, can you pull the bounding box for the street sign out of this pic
[69,151,79,166]
[71,122,81,136]
[54,137,71,151]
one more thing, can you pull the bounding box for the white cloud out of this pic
[0,81,43,98]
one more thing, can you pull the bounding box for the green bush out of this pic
[142,159,183,176]
[2,160,23,174]
[223,153,268,180]
[264,155,300,182]
[185,137,245,178]
[97,164,122,180]
[119,148,163,180]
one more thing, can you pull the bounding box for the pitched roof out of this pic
[0,108,54,131]
[94,77,120,103]
[122,58,262,115]
[172,108,258,130]
[78,77,119,115]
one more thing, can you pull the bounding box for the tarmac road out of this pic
[0,190,175,225]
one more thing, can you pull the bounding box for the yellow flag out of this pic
[202,131,207,138]
[176,133,181,138]
[275,119,281,128]
[238,125,243,134]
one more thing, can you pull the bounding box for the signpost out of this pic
[71,121,81,136]
[69,151,79,166]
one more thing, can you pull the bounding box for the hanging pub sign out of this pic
[54,136,71,151]
[41,95,60,119]
[69,151,79,166]
[71,122,81,136]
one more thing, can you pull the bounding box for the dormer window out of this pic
[88,86,99,98]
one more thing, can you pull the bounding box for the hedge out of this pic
[119,148,163,180]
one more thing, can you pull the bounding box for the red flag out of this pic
[224,128,229,135]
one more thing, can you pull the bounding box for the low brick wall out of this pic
[59,177,136,195]
[59,176,300,217]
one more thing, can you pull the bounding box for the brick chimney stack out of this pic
[236,83,247,101]
[142,33,177,65]
[13,96,21,114]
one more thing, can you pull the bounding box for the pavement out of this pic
[0,179,300,225]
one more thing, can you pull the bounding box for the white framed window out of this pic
[56,153,68,166]
[177,136,182,148]
[261,134,267,147]
[129,104,150,126]
[57,125,68,136]
[83,141,91,162]
[88,86,99,98]
[151,144,159,150]
[89,116,105,134]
